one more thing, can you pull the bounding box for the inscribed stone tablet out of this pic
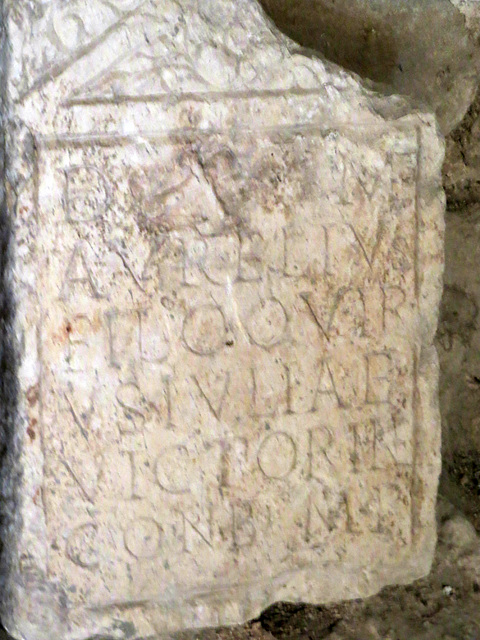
[0,1,444,638]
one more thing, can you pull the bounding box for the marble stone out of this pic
[0,1,444,639]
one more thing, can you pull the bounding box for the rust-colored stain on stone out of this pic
[26,384,40,407]
[27,420,37,442]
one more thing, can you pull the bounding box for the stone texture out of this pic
[0,1,444,639]
[260,0,480,134]
[439,91,480,501]
[438,209,480,458]
[438,514,479,551]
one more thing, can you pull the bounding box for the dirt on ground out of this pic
[443,456,480,531]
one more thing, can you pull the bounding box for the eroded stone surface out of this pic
[1,1,444,639]
[260,0,480,134]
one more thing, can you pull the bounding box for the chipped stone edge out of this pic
[0,112,446,640]
[0,4,446,639]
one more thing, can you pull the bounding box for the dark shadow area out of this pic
[0,0,21,635]
[258,603,343,640]
[438,88,480,532]
[442,454,480,532]
[261,0,399,84]
[259,0,480,132]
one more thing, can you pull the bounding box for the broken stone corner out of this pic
[0,1,445,639]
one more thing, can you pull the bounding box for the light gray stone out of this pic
[0,1,444,639]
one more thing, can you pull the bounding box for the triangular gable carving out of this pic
[15,0,327,105]
[13,0,147,101]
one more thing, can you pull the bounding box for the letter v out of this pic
[193,372,231,421]
[349,221,386,270]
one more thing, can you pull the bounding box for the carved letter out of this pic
[246,298,288,349]
[63,165,110,223]
[349,222,385,270]
[182,304,227,356]
[257,432,297,479]
[181,510,213,553]
[312,360,342,410]
[66,523,99,568]
[301,287,365,342]
[382,286,407,331]
[193,371,231,420]
[307,427,334,480]
[155,445,192,494]
[365,352,391,405]
[124,518,162,558]
[115,382,146,434]
[232,501,256,549]
[305,493,347,543]
[251,362,288,417]
[60,243,103,301]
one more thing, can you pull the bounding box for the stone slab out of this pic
[0,1,444,639]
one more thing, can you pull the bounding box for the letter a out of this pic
[312,360,342,410]
[60,243,103,301]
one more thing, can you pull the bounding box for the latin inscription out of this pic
[37,128,419,604]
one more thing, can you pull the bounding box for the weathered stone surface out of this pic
[0,1,444,639]
[260,0,480,134]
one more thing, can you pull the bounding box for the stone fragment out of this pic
[439,514,479,551]
[0,1,444,638]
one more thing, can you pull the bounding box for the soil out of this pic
[443,88,480,212]
[443,457,480,531]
